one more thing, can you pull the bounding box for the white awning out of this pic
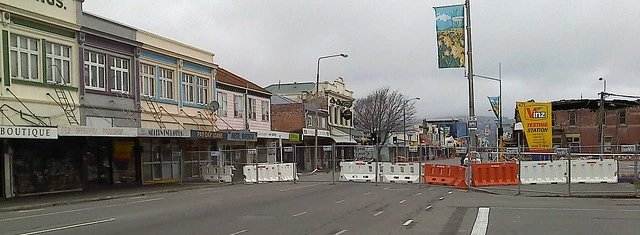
[331,135,356,144]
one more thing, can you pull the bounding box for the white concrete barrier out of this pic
[243,165,257,183]
[201,164,234,183]
[379,162,420,183]
[277,163,298,181]
[520,160,567,184]
[340,161,375,182]
[570,159,617,183]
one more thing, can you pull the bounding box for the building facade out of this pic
[270,94,330,170]
[548,99,640,153]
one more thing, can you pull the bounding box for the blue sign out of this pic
[190,130,224,139]
[224,131,257,142]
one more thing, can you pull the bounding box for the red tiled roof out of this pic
[216,68,271,94]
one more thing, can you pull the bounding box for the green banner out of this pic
[435,5,465,68]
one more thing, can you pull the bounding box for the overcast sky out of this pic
[83,0,640,120]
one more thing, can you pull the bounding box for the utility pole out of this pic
[465,0,477,154]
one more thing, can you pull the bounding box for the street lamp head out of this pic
[340,54,348,58]
[414,97,421,100]
[598,77,603,81]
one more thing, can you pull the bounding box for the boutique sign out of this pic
[0,126,58,139]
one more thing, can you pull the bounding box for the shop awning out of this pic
[332,126,365,137]
[331,135,357,144]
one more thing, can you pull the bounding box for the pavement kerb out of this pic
[0,183,233,213]
[468,185,640,198]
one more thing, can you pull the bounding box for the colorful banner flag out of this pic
[435,5,465,68]
[516,102,553,152]
[488,96,500,119]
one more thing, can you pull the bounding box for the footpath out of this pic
[0,182,229,212]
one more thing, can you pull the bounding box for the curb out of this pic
[0,183,232,212]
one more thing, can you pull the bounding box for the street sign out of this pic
[621,145,637,153]
[506,147,519,154]
[364,146,374,152]
[554,148,569,155]
[323,146,333,151]
[409,146,418,152]
[342,110,353,120]
[247,149,257,155]
[283,147,293,153]
[456,147,468,154]
[468,120,478,129]
[210,151,221,157]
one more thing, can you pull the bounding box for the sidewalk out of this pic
[0,182,230,212]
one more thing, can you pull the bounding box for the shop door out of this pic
[85,138,113,187]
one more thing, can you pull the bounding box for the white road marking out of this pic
[129,198,164,204]
[279,183,323,192]
[402,219,413,226]
[130,196,147,200]
[292,211,307,217]
[335,200,345,204]
[229,229,248,235]
[416,192,422,196]
[494,207,640,212]
[374,211,384,217]
[20,217,115,235]
[1,208,93,222]
[398,200,406,204]
[438,197,445,200]
[448,191,453,195]
[1,197,165,222]
[334,229,348,235]
[471,207,490,235]
[425,205,432,211]
[18,209,44,213]
[363,192,372,196]
[429,188,434,190]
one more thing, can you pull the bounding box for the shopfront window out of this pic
[10,139,82,195]
[141,138,182,182]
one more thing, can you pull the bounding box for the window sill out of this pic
[183,103,208,109]
[12,78,78,91]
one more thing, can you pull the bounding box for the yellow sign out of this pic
[517,102,552,151]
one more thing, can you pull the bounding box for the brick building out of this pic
[510,99,640,153]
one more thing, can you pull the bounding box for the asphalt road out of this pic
[2,180,640,235]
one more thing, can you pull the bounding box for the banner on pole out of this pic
[488,96,500,119]
[516,102,553,152]
[435,5,465,68]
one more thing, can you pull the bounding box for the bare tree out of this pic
[353,87,418,146]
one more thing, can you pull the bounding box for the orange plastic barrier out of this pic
[423,164,468,189]
[470,162,519,187]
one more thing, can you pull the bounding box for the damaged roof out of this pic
[552,99,640,110]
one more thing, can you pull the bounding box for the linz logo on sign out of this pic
[525,106,548,120]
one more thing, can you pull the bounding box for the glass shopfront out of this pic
[140,138,182,183]
[82,138,139,188]
[10,139,82,195]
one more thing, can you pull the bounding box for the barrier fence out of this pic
[183,145,638,197]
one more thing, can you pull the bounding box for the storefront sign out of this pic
[256,130,289,139]
[58,126,137,137]
[517,102,552,151]
[137,128,190,138]
[284,147,293,152]
[0,126,57,139]
[5,0,77,24]
[330,97,353,108]
[190,130,224,139]
[302,128,330,137]
[225,131,257,142]
[289,133,300,142]
[247,149,257,155]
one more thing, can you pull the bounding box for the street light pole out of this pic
[598,77,606,155]
[403,97,420,158]
[315,53,347,171]
[465,0,477,154]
